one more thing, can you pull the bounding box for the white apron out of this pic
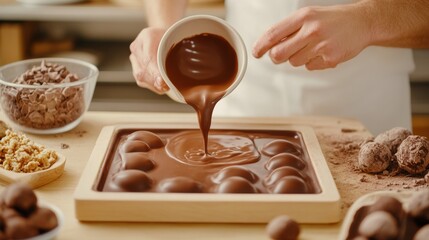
[214,0,414,135]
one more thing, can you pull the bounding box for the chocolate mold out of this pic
[74,122,340,223]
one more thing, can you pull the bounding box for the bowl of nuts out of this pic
[0,58,98,134]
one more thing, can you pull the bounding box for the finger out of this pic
[268,31,308,64]
[253,14,304,58]
[129,54,168,94]
[288,43,317,67]
[305,56,330,70]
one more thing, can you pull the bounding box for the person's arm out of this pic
[129,0,188,94]
[362,0,429,48]
[253,0,429,70]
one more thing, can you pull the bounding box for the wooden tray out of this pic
[74,121,340,223]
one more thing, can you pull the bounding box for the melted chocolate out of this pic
[96,129,322,194]
[165,33,238,154]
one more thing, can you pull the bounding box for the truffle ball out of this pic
[358,211,399,240]
[408,190,429,223]
[3,183,37,215]
[266,215,300,240]
[4,216,38,239]
[368,196,404,222]
[358,142,391,173]
[414,224,429,240]
[28,207,58,231]
[395,135,429,174]
[374,127,412,154]
[216,177,258,193]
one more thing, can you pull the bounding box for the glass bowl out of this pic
[0,58,98,134]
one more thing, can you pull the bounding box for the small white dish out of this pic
[0,153,66,189]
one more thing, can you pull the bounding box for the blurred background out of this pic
[0,0,428,137]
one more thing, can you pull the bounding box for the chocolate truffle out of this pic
[395,135,429,174]
[28,207,58,231]
[127,131,164,149]
[121,152,156,172]
[408,190,429,223]
[4,216,38,239]
[3,183,37,215]
[272,176,308,194]
[265,166,306,186]
[157,177,202,193]
[414,224,429,240]
[368,196,404,222]
[358,211,399,240]
[216,177,258,193]
[266,153,306,172]
[358,142,391,173]
[374,127,412,154]
[212,166,258,184]
[262,140,302,157]
[120,140,150,153]
[266,215,300,240]
[109,170,152,192]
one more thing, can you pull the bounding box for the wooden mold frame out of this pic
[74,121,341,223]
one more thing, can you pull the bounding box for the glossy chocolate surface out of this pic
[95,129,321,194]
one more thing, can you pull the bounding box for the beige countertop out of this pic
[0,111,373,240]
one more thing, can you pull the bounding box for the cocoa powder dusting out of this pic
[316,129,429,217]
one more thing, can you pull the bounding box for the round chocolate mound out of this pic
[121,152,156,172]
[4,216,39,239]
[157,177,202,193]
[408,190,429,222]
[272,176,308,194]
[414,224,429,240]
[3,183,38,215]
[266,215,300,240]
[374,127,412,155]
[358,141,391,173]
[368,196,404,222]
[266,153,306,172]
[265,166,306,186]
[395,135,429,174]
[120,140,150,153]
[358,211,399,240]
[261,140,302,157]
[109,170,152,192]
[215,177,258,193]
[28,207,58,231]
[127,131,164,149]
[211,166,258,184]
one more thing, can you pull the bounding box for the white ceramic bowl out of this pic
[157,15,247,103]
[0,58,98,134]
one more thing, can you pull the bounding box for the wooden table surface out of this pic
[0,111,371,240]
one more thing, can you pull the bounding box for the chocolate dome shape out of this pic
[4,216,38,239]
[2,208,20,220]
[261,139,302,157]
[368,196,404,223]
[28,207,58,231]
[121,152,156,172]
[408,189,429,222]
[211,166,258,184]
[265,153,306,172]
[127,131,164,149]
[109,170,152,192]
[216,176,258,194]
[374,127,412,155]
[157,177,203,193]
[395,135,429,174]
[3,183,37,215]
[358,211,399,240]
[358,141,391,173]
[264,166,306,186]
[120,140,150,153]
[266,215,300,240]
[414,224,429,240]
[272,176,308,194]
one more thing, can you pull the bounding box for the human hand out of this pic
[252,4,371,70]
[129,27,170,94]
